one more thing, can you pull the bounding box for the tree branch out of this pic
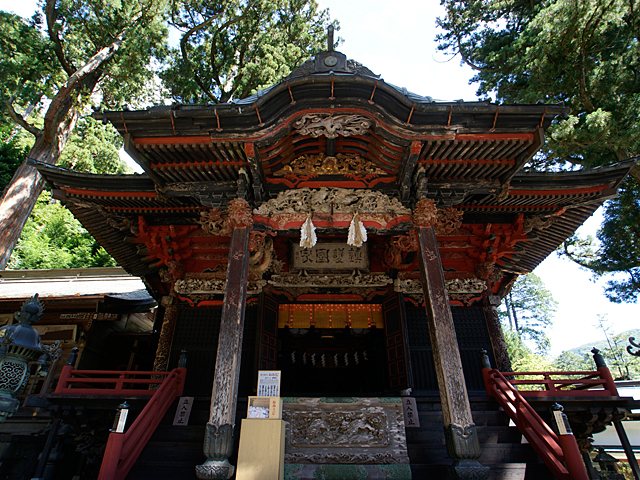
[45,0,75,76]
[5,98,41,137]
[63,24,131,92]
[179,14,218,101]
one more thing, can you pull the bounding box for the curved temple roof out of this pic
[35,50,633,303]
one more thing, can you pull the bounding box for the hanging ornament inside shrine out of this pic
[299,214,317,249]
[347,212,367,247]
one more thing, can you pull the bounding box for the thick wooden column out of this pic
[417,223,488,479]
[196,226,250,480]
[152,296,178,372]
[482,295,512,373]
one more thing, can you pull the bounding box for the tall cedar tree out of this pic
[501,273,557,354]
[0,1,168,268]
[162,0,333,103]
[437,0,640,302]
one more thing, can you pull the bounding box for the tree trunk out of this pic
[0,112,78,269]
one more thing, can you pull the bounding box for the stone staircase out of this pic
[126,395,553,479]
[127,397,212,480]
[406,394,553,479]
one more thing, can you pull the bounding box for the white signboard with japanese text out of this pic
[257,370,281,397]
[173,396,194,426]
[402,397,420,428]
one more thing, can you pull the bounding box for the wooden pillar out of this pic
[152,296,178,372]
[414,199,488,479]
[196,225,251,480]
[482,295,512,373]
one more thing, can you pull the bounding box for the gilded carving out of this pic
[293,113,373,138]
[254,188,410,217]
[475,261,495,280]
[413,198,438,227]
[393,278,487,295]
[226,198,253,229]
[199,207,226,235]
[523,214,557,233]
[273,153,386,178]
[436,207,463,235]
[384,233,418,269]
[199,199,253,236]
[269,272,393,288]
[174,277,266,295]
[153,300,178,372]
[248,232,275,279]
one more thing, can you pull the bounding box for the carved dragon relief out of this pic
[273,153,387,178]
[394,277,488,306]
[173,231,277,297]
[253,188,411,230]
[269,271,394,289]
[293,113,373,138]
[255,188,409,216]
[199,198,253,236]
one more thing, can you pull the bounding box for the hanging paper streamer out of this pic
[300,214,317,249]
[347,212,367,247]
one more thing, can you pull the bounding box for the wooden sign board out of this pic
[292,243,369,271]
[173,396,194,426]
[402,397,420,428]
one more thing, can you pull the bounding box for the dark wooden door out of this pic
[383,293,413,391]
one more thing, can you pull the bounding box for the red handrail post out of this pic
[175,367,186,395]
[557,434,588,480]
[54,365,73,394]
[592,347,619,395]
[551,404,589,480]
[98,433,125,480]
[598,366,618,396]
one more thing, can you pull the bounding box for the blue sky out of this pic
[2,0,638,357]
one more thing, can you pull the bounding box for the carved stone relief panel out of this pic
[282,397,410,465]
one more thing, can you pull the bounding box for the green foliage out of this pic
[437,0,640,301]
[504,329,552,372]
[0,11,61,114]
[552,350,593,372]
[500,273,557,354]
[162,0,333,103]
[437,0,639,167]
[0,2,168,114]
[564,180,640,302]
[8,191,115,269]
[58,117,128,174]
[0,128,30,192]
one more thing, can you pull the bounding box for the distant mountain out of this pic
[563,329,640,356]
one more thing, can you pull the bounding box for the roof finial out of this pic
[327,25,334,52]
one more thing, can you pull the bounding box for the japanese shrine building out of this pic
[29,47,637,479]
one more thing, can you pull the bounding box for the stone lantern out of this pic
[0,294,45,422]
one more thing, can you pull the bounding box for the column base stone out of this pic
[449,460,490,480]
[195,459,234,480]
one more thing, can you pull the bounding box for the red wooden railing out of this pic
[483,368,589,480]
[96,367,186,480]
[498,367,618,399]
[54,366,181,396]
[53,367,186,480]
